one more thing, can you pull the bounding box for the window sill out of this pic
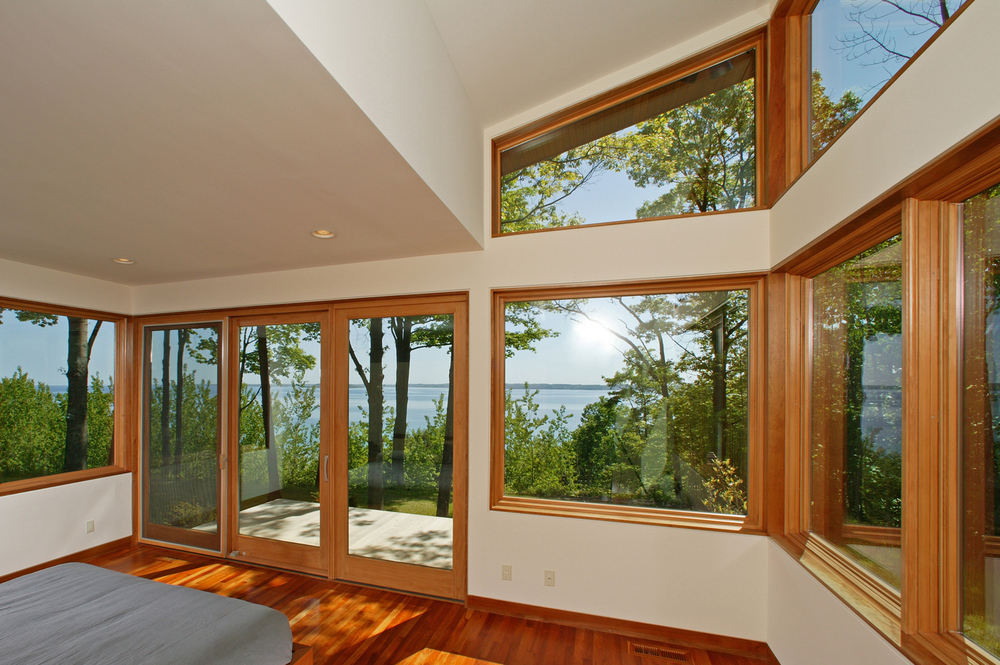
[0,466,130,498]
[492,495,762,534]
[797,533,902,646]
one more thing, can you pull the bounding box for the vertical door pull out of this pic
[323,455,330,482]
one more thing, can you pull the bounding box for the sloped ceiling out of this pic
[0,0,771,286]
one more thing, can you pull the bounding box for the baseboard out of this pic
[0,537,134,585]
[466,595,772,660]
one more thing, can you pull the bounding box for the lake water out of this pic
[51,383,611,432]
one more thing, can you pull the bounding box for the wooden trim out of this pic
[491,274,767,534]
[801,534,902,644]
[465,595,772,660]
[136,320,224,554]
[0,466,129,497]
[0,296,129,497]
[332,292,469,601]
[0,537,133,585]
[488,205,767,240]
[492,29,766,238]
[777,204,902,277]
[771,0,819,19]
[227,309,330,576]
[901,199,951,635]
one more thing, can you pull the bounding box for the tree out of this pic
[811,71,862,156]
[349,318,385,510]
[835,1,959,73]
[0,309,104,473]
[628,80,756,216]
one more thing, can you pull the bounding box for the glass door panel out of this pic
[230,315,328,574]
[142,325,222,551]
[334,298,466,600]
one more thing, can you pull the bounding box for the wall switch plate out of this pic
[544,570,555,587]
[86,520,95,533]
[501,564,512,581]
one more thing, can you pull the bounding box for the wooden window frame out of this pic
[490,275,767,534]
[491,30,767,238]
[767,0,976,204]
[0,296,130,498]
[772,120,1000,665]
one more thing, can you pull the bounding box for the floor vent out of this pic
[627,641,691,662]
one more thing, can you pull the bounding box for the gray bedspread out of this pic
[0,562,293,665]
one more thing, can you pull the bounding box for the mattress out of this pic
[0,562,293,665]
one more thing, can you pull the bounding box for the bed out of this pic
[0,563,312,665]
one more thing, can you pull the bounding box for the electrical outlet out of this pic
[86,520,95,534]
[544,570,555,587]
[501,564,512,581]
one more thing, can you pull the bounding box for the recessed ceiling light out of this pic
[312,229,336,239]
[112,258,135,264]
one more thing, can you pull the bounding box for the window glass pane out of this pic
[0,309,115,483]
[144,326,220,550]
[811,0,966,156]
[347,315,455,570]
[503,290,750,514]
[962,183,1000,656]
[237,323,322,547]
[500,51,756,233]
[810,235,902,588]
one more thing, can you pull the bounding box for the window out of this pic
[493,33,762,236]
[809,234,903,589]
[962,182,1000,657]
[0,301,121,491]
[809,0,967,157]
[492,277,764,530]
[142,324,222,550]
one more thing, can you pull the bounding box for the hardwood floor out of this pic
[76,545,770,665]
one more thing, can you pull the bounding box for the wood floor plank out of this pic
[59,545,773,665]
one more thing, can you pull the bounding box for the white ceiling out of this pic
[0,0,770,286]
[425,0,770,127]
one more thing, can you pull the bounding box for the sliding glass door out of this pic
[227,312,329,575]
[334,295,467,599]
[142,324,223,550]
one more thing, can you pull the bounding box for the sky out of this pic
[505,293,732,386]
[811,0,965,106]
[0,313,116,386]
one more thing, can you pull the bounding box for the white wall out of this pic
[264,0,484,246]
[0,258,131,314]
[767,540,910,665]
[0,473,132,578]
[770,0,1000,267]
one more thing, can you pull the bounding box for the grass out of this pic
[349,485,453,518]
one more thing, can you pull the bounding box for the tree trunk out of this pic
[174,329,186,468]
[711,309,727,460]
[257,326,281,497]
[160,330,171,469]
[368,318,385,509]
[436,351,455,518]
[64,317,90,472]
[390,316,413,487]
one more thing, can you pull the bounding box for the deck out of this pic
[200,498,453,570]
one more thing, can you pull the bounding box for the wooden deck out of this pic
[198,499,453,569]
[75,545,774,665]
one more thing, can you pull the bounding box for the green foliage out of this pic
[0,369,113,483]
[503,385,577,497]
[630,80,756,215]
[811,70,862,156]
[499,75,756,232]
[702,458,747,515]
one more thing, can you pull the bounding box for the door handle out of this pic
[323,455,329,482]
